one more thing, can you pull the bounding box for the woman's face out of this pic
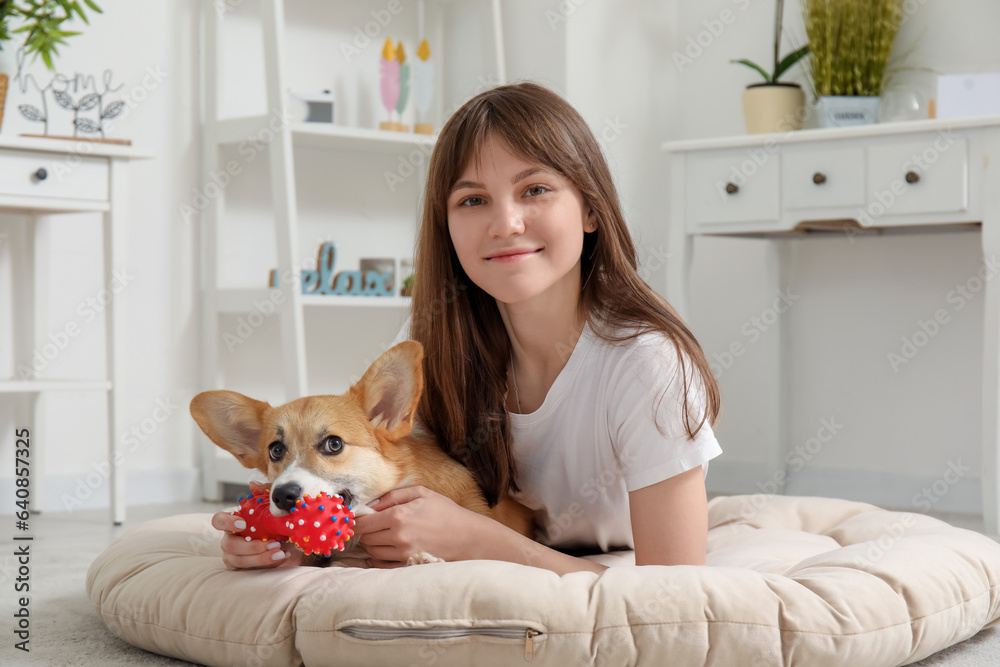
[446,136,596,305]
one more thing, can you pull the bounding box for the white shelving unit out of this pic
[198,0,506,499]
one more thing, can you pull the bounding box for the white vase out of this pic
[741,83,807,135]
[816,96,881,128]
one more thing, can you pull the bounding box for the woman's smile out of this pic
[486,248,543,263]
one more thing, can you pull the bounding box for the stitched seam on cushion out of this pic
[100,611,296,647]
[333,618,540,626]
[326,635,549,644]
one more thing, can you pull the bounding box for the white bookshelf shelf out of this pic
[0,379,112,393]
[293,123,437,153]
[300,294,412,308]
[214,288,410,313]
[216,117,438,154]
[0,195,110,215]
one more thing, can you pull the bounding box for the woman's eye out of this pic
[268,441,285,462]
[321,435,345,455]
[458,195,485,207]
[526,185,549,197]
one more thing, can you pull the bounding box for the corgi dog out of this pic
[190,340,533,567]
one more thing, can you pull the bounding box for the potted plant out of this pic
[0,1,102,132]
[731,0,810,135]
[802,0,903,128]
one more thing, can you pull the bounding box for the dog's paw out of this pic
[407,551,445,565]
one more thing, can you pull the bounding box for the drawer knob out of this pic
[725,182,739,195]
[812,172,827,185]
[33,168,48,181]
[905,170,920,184]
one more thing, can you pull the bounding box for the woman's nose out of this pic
[489,200,526,237]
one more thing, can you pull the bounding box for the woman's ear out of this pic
[349,341,424,440]
[584,203,598,232]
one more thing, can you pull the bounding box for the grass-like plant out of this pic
[0,1,103,71]
[801,0,903,97]
[731,0,809,84]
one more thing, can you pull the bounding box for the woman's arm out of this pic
[628,465,708,566]
[467,511,608,575]
[355,486,607,575]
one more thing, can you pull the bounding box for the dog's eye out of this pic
[320,435,344,455]
[268,441,285,462]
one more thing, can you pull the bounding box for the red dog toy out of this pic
[232,487,356,557]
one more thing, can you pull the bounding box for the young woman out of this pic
[352,82,722,574]
[213,82,722,574]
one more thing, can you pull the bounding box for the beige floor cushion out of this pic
[86,494,1000,666]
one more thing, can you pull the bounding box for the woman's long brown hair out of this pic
[410,82,721,506]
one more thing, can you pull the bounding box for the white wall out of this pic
[669,0,1000,513]
[1,0,995,516]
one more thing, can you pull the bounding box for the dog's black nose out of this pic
[272,482,302,512]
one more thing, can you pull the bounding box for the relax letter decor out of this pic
[269,242,394,296]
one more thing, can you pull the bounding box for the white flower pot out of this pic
[741,83,807,135]
[816,96,881,128]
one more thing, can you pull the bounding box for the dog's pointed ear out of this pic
[350,341,424,440]
[190,390,271,472]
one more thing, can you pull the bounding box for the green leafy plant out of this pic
[731,0,809,84]
[0,1,103,71]
[801,0,903,97]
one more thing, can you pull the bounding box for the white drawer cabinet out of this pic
[866,135,969,218]
[682,132,973,234]
[0,149,110,202]
[685,146,867,232]
[782,146,865,210]
[0,135,149,525]
[663,116,1000,537]
[687,150,779,227]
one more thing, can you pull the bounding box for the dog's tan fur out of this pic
[190,341,533,566]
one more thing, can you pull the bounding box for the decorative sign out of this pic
[10,48,126,139]
[269,242,394,296]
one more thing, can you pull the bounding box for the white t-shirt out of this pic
[391,318,723,552]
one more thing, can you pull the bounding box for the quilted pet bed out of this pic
[86,494,1000,666]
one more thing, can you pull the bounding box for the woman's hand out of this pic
[211,480,306,570]
[354,486,484,568]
